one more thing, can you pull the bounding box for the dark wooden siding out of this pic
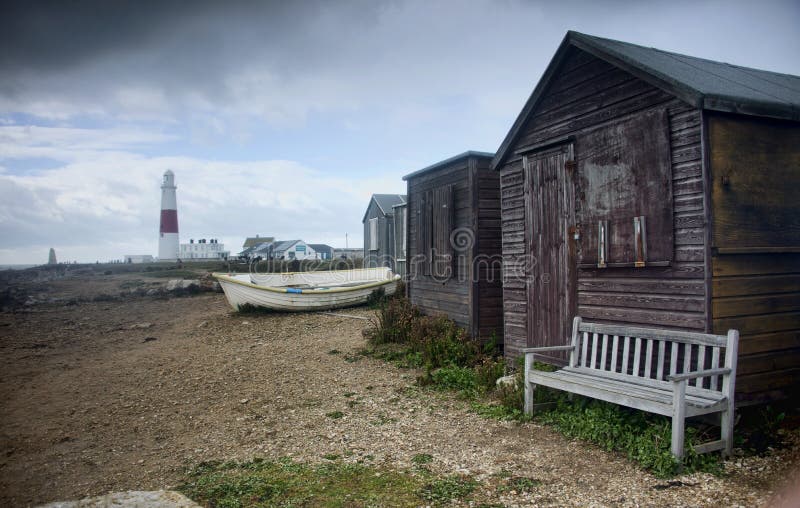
[474,156,503,341]
[708,113,800,403]
[407,155,502,340]
[499,47,707,359]
[408,159,473,329]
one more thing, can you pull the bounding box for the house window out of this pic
[369,217,378,251]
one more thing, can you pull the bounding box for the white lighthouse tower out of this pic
[158,170,179,260]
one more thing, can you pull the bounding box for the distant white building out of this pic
[273,240,317,260]
[124,254,155,264]
[179,238,230,260]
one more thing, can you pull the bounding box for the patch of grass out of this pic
[470,401,529,422]
[178,458,424,507]
[327,349,341,355]
[325,411,344,420]
[343,352,362,363]
[502,476,541,493]
[411,453,433,465]
[322,453,340,461]
[370,414,396,426]
[419,475,478,504]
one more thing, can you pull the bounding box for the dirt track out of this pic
[1,270,798,507]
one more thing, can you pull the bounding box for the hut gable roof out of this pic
[362,194,407,223]
[402,151,495,181]
[493,30,800,169]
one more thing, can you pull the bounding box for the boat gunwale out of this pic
[212,272,399,294]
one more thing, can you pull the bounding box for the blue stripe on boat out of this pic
[286,288,302,294]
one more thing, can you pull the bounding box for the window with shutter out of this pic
[369,217,378,251]
[576,108,673,267]
[430,185,454,279]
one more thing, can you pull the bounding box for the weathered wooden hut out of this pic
[404,151,503,341]
[493,31,800,404]
[363,194,406,272]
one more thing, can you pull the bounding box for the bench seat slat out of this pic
[528,370,726,417]
[558,367,725,404]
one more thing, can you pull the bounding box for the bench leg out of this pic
[524,352,534,416]
[671,380,687,460]
[720,402,734,458]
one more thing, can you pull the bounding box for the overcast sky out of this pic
[1,0,798,264]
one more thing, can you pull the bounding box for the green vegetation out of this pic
[178,458,480,507]
[539,398,722,477]
[363,294,503,399]
[411,453,433,465]
[361,294,735,478]
[419,475,478,504]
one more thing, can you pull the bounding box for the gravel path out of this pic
[1,273,798,506]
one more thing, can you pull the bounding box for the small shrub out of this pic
[475,357,506,392]
[363,297,420,345]
[366,286,387,308]
[325,411,344,420]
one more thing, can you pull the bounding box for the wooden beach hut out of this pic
[493,31,800,404]
[363,194,406,272]
[404,151,503,342]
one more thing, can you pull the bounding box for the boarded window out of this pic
[416,185,454,277]
[369,217,378,251]
[576,108,673,266]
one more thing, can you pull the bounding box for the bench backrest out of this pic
[569,317,738,395]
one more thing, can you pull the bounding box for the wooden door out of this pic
[524,143,576,362]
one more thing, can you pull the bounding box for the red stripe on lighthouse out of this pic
[160,209,179,234]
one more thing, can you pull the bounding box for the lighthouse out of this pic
[158,170,179,260]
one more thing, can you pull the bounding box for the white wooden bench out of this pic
[524,317,739,460]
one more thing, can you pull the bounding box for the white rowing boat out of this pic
[213,267,401,312]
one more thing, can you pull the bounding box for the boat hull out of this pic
[213,270,400,312]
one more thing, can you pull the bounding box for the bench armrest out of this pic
[667,367,731,382]
[521,345,575,354]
